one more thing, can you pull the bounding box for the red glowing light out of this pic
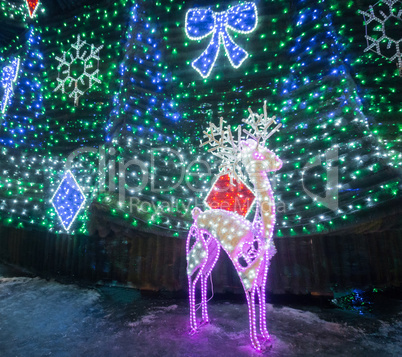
[26,0,40,18]
[205,174,255,216]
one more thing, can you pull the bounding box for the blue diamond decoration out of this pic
[51,170,86,231]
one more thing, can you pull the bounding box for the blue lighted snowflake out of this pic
[51,171,86,231]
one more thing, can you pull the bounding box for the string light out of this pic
[51,170,86,232]
[0,57,19,114]
[54,35,103,106]
[358,0,402,70]
[25,0,40,18]
[0,0,400,238]
[204,173,255,217]
[185,2,258,78]
[187,105,281,351]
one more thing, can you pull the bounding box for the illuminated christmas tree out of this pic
[1,27,45,148]
[0,25,47,229]
[97,0,400,237]
[270,0,401,235]
[0,0,400,237]
[96,2,187,235]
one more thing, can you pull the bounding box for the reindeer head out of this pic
[240,138,282,174]
[200,102,282,182]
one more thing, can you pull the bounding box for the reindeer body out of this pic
[186,117,282,351]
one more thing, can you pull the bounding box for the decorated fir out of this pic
[0,0,400,237]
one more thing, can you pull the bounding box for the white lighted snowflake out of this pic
[54,35,103,106]
[359,0,402,70]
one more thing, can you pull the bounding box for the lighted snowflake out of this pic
[54,35,103,106]
[359,0,402,70]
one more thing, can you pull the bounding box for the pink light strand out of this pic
[186,142,282,351]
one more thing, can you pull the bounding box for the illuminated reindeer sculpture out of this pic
[186,103,282,351]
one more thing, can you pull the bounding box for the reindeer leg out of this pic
[200,274,209,325]
[252,255,270,342]
[200,236,219,325]
[188,272,201,334]
[187,226,208,334]
[257,284,270,341]
[188,275,197,334]
[246,287,261,351]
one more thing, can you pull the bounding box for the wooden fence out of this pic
[1,225,401,296]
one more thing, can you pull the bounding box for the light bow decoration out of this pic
[54,35,103,106]
[186,103,282,351]
[359,0,402,75]
[1,57,20,114]
[185,2,258,78]
[25,0,40,18]
[51,170,86,232]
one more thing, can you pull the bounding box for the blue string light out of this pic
[185,2,258,78]
[51,170,86,232]
[106,3,180,141]
[0,27,45,148]
[1,57,20,114]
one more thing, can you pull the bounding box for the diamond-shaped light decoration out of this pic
[51,170,86,231]
[205,174,255,217]
[26,0,40,18]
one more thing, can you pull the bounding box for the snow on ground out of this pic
[0,268,401,356]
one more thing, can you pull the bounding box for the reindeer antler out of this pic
[200,117,243,182]
[200,101,281,183]
[242,101,282,148]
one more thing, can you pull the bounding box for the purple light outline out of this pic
[186,142,282,351]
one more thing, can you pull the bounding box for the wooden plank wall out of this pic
[1,226,401,295]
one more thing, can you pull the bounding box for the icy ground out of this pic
[0,265,401,356]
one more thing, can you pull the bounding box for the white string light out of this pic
[359,0,402,70]
[54,35,103,106]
